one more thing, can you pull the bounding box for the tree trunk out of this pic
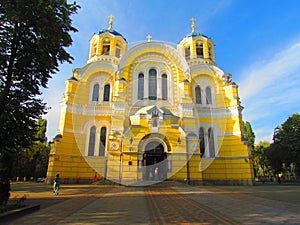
[0,152,13,206]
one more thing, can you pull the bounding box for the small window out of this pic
[205,86,212,104]
[138,73,144,100]
[116,42,122,58]
[162,74,167,100]
[103,84,110,102]
[195,85,201,104]
[185,46,190,60]
[99,127,106,156]
[92,84,99,102]
[199,127,205,157]
[92,40,97,56]
[196,41,204,58]
[88,126,96,156]
[102,38,110,55]
[208,128,215,157]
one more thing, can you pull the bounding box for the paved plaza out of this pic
[4,181,300,225]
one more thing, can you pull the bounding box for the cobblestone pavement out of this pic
[145,185,240,225]
[172,183,300,225]
[6,183,117,225]
[5,181,300,225]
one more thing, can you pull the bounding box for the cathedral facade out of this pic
[46,16,254,185]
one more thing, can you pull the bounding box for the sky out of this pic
[43,0,300,144]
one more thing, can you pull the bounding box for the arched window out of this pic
[205,86,212,104]
[162,74,167,100]
[185,46,190,59]
[102,38,110,55]
[99,127,106,156]
[88,126,96,156]
[208,128,215,158]
[92,84,99,102]
[149,69,157,100]
[103,84,110,102]
[199,127,205,157]
[138,73,144,100]
[116,41,122,58]
[196,41,204,58]
[195,85,201,104]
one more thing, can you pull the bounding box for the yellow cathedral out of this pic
[47,16,254,186]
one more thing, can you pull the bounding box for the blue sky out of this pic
[43,0,300,144]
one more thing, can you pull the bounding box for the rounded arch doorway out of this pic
[143,140,167,181]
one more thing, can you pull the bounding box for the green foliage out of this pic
[265,143,283,174]
[252,141,270,176]
[274,114,300,163]
[267,114,300,176]
[0,0,80,151]
[36,118,47,143]
[0,0,79,206]
[12,119,50,179]
[243,121,255,148]
[12,141,50,179]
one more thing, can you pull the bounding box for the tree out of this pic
[243,121,255,149]
[0,0,80,206]
[266,143,284,175]
[267,114,300,177]
[12,119,50,179]
[252,141,270,177]
[32,141,50,178]
[278,114,300,166]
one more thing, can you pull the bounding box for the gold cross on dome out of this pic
[146,34,152,42]
[191,17,196,32]
[108,14,114,30]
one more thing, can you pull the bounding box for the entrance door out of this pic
[143,141,167,181]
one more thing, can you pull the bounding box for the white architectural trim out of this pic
[143,137,168,153]
[63,128,82,134]
[75,60,117,80]
[190,64,226,83]
[118,41,190,79]
[221,131,243,136]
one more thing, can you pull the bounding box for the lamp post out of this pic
[118,134,124,185]
[128,137,133,166]
[185,135,190,184]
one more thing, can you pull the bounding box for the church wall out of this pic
[47,20,255,185]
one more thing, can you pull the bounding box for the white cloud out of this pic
[239,40,300,144]
[240,42,300,101]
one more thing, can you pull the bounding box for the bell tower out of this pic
[178,17,215,63]
[88,15,127,64]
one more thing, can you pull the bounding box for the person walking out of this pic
[53,174,61,195]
